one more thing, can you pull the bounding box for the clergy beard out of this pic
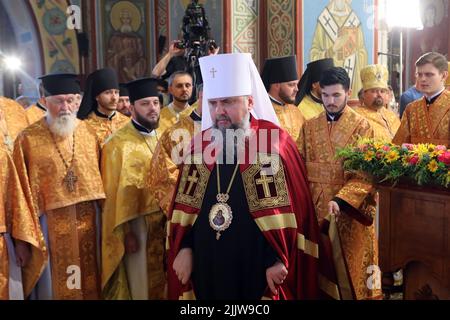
[174,96,189,104]
[47,112,77,137]
[279,90,295,105]
[214,112,252,163]
[324,97,347,117]
[371,97,385,109]
[135,112,160,131]
[119,109,132,117]
[214,111,251,136]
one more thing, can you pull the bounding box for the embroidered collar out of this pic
[269,95,284,106]
[131,119,156,136]
[94,108,116,120]
[424,88,445,105]
[36,101,47,112]
[326,111,343,122]
[309,92,323,104]
[190,110,202,122]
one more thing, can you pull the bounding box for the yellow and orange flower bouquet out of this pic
[337,138,450,188]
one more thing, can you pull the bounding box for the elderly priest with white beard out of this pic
[12,73,105,300]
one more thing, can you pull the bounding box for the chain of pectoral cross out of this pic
[50,130,77,191]
[140,131,159,155]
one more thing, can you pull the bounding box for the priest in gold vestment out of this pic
[1,146,46,300]
[13,74,105,300]
[261,55,305,148]
[354,65,400,141]
[77,68,129,146]
[102,78,166,300]
[159,71,196,133]
[149,85,203,215]
[296,58,334,120]
[117,84,132,117]
[298,67,381,300]
[446,61,450,90]
[0,108,8,151]
[0,97,29,153]
[393,52,450,147]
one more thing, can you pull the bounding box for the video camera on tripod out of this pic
[174,0,217,72]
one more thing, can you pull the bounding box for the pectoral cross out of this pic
[186,169,198,195]
[256,171,274,198]
[63,169,78,193]
[210,68,217,78]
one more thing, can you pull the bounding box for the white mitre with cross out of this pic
[199,53,279,130]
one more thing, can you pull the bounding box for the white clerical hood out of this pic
[199,53,279,130]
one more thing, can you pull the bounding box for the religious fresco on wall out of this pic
[29,0,80,74]
[303,0,375,97]
[155,0,169,58]
[407,0,448,85]
[101,0,150,83]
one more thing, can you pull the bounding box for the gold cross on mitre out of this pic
[210,67,217,79]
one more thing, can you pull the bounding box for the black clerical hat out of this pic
[127,77,159,104]
[88,67,119,97]
[295,58,334,105]
[78,68,119,119]
[39,73,80,96]
[119,83,129,97]
[261,55,298,91]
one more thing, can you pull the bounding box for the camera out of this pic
[177,0,216,71]
[174,41,187,50]
[182,0,209,43]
